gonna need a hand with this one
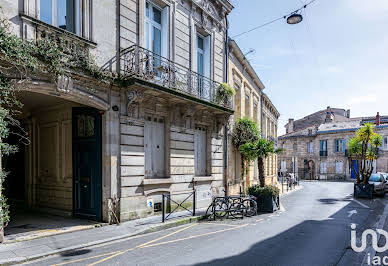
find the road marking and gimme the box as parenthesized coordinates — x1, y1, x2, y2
(52, 223, 248, 266)
(352, 199, 370, 209)
(348, 209, 357, 217)
(88, 224, 197, 266)
(137, 223, 198, 248)
(256, 219, 264, 222)
(201, 222, 241, 227)
(51, 251, 119, 266)
(136, 224, 249, 249)
(87, 250, 130, 266)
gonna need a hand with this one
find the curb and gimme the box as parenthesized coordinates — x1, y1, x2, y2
(4, 223, 107, 244)
(361, 199, 388, 266)
(280, 185, 303, 198)
(0, 215, 205, 265)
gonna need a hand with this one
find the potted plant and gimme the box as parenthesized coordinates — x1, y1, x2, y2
(348, 123, 382, 199)
(248, 185, 280, 213)
(215, 83, 235, 106)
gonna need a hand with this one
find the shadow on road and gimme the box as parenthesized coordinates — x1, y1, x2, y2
(194, 196, 384, 266)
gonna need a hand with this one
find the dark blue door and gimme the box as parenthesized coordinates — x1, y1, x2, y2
(72, 107, 102, 221)
(351, 160, 359, 179)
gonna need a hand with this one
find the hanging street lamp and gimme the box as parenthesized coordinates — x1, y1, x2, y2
(286, 13, 303, 25)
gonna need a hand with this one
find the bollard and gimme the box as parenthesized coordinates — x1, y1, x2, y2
(162, 194, 165, 223)
(193, 190, 196, 216)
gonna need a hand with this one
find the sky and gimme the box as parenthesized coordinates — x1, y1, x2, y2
(228, 0, 388, 135)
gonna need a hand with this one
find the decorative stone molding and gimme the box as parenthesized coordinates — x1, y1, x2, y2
(57, 75, 73, 93)
(127, 90, 144, 118)
(194, 0, 218, 19)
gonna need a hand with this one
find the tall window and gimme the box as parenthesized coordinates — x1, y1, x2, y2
(335, 139, 345, 152)
(382, 136, 388, 150)
(145, 2, 162, 55)
(253, 102, 258, 123)
(197, 35, 204, 76)
(307, 141, 314, 153)
(320, 139, 328, 156)
(293, 142, 297, 151)
(39, 0, 84, 35)
(320, 140, 327, 151)
(245, 94, 250, 116)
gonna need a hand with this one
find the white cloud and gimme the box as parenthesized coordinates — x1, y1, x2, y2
(348, 94, 378, 105)
(326, 65, 343, 73)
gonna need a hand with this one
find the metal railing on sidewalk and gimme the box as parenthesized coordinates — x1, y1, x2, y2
(162, 190, 196, 223)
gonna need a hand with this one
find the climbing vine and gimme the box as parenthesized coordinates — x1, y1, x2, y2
(0, 9, 115, 226)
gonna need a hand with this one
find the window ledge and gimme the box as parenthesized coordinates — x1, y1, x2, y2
(19, 13, 97, 47)
(143, 178, 173, 185)
(193, 176, 214, 182)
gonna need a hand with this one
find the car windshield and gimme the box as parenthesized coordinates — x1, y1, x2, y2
(369, 174, 382, 182)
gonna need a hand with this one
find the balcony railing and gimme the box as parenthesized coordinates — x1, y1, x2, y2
(320, 151, 328, 157)
(119, 45, 233, 110)
(20, 13, 96, 56)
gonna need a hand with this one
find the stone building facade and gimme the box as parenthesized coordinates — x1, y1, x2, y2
(227, 40, 279, 195)
(278, 107, 388, 180)
(1, 0, 233, 225)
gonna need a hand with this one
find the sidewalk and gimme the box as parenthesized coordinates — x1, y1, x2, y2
(0, 209, 206, 265)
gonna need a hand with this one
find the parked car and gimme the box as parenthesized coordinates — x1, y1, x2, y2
(368, 173, 386, 196)
(380, 173, 388, 193)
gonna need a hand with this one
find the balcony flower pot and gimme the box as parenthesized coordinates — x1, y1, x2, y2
(354, 183, 374, 199)
(248, 185, 280, 213)
(215, 83, 235, 106)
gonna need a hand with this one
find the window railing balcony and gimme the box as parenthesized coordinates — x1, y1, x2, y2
(20, 13, 96, 56)
(320, 151, 328, 157)
(119, 45, 233, 110)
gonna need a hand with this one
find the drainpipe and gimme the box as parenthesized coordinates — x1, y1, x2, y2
(223, 15, 230, 196)
(260, 93, 263, 137)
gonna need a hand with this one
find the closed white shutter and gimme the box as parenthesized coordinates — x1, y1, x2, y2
(154, 117, 165, 177)
(373, 160, 377, 173)
(320, 162, 327, 174)
(195, 126, 207, 176)
(145, 115, 165, 178)
(145, 116, 153, 177)
(335, 161, 343, 174)
(281, 160, 287, 172)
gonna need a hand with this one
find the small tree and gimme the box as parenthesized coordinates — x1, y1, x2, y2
(240, 138, 283, 187)
(348, 123, 382, 184)
(231, 118, 259, 187)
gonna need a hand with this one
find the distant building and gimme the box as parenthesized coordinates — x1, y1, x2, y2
(227, 40, 279, 194)
(278, 107, 388, 180)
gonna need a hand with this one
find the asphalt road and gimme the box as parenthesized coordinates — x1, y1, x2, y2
(25, 181, 385, 266)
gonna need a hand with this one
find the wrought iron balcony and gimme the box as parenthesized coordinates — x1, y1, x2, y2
(320, 151, 328, 157)
(119, 45, 233, 110)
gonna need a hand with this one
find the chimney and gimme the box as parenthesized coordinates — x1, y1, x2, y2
(286, 118, 294, 133)
(325, 106, 334, 123)
(376, 112, 381, 125)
